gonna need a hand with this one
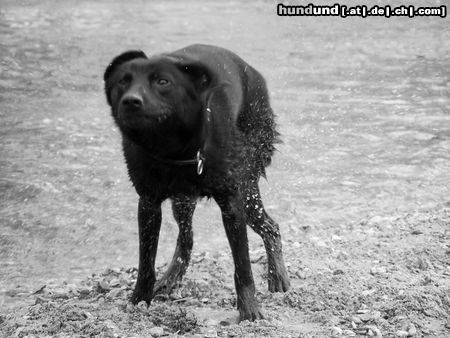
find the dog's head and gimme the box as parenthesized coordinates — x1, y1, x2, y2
(104, 50, 211, 148)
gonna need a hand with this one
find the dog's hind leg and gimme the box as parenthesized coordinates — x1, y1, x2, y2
(153, 195, 196, 295)
(215, 192, 264, 322)
(242, 180, 290, 293)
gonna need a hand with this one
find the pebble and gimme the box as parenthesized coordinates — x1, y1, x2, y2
(361, 289, 376, 297)
(97, 280, 110, 292)
(35, 296, 51, 304)
(367, 215, 384, 225)
(316, 240, 328, 248)
(415, 257, 429, 270)
(407, 324, 417, 336)
(100, 331, 118, 337)
(148, 326, 164, 337)
(52, 290, 69, 299)
(351, 316, 362, 324)
(370, 266, 387, 275)
(104, 319, 117, 330)
(396, 330, 408, 337)
(82, 311, 94, 320)
(342, 329, 356, 336)
(33, 285, 47, 294)
(205, 318, 219, 326)
(125, 303, 135, 312)
(331, 326, 343, 336)
(292, 241, 301, 248)
(295, 270, 308, 279)
(106, 288, 122, 299)
(371, 311, 381, 320)
(185, 299, 202, 306)
(204, 329, 218, 337)
(359, 311, 380, 322)
(341, 181, 359, 187)
(365, 325, 382, 337)
(137, 301, 148, 312)
(169, 289, 183, 300)
(101, 319, 119, 337)
(331, 235, 343, 241)
(336, 251, 349, 260)
(14, 327, 25, 336)
(78, 287, 91, 297)
(109, 278, 121, 287)
(357, 308, 369, 314)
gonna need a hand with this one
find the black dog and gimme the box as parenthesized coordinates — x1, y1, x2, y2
(104, 44, 290, 321)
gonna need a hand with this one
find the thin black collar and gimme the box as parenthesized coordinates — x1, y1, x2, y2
(147, 107, 211, 175)
(148, 149, 205, 175)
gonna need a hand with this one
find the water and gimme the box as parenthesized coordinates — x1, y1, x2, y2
(1, 0, 449, 309)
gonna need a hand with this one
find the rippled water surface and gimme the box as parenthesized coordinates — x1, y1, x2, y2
(1, 0, 449, 308)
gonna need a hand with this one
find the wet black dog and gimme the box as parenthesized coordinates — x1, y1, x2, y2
(104, 44, 290, 321)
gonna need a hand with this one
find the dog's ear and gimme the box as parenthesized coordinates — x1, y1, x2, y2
(104, 50, 147, 82)
(104, 51, 147, 105)
(176, 61, 211, 92)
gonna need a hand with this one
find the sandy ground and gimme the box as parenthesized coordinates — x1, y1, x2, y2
(1, 0, 449, 337)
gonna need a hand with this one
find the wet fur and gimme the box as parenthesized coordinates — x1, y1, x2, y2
(104, 44, 290, 321)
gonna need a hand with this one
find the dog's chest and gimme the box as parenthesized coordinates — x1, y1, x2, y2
(134, 165, 215, 198)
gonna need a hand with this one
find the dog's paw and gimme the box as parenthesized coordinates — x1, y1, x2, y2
(130, 289, 153, 305)
(268, 268, 290, 293)
(153, 279, 172, 295)
(238, 302, 264, 322)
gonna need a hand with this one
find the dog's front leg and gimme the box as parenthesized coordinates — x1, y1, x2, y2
(131, 196, 162, 304)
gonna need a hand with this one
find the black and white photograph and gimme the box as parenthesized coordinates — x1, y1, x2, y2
(0, 0, 449, 336)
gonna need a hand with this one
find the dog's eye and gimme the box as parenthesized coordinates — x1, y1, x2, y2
(156, 78, 170, 86)
(118, 74, 132, 86)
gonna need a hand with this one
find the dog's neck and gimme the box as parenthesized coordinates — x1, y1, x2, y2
(143, 106, 211, 175)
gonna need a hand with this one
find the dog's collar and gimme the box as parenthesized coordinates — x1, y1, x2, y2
(149, 149, 205, 175)
(148, 107, 211, 175)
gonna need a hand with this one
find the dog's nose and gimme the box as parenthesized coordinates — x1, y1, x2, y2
(121, 94, 143, 109)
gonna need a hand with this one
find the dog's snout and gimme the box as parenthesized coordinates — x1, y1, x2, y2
(122, 93, 143, 109)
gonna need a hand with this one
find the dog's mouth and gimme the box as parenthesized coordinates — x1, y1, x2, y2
(118, 108, 171, 126)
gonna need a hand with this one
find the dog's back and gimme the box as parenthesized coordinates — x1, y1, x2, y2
(169, 44, 279, 177)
